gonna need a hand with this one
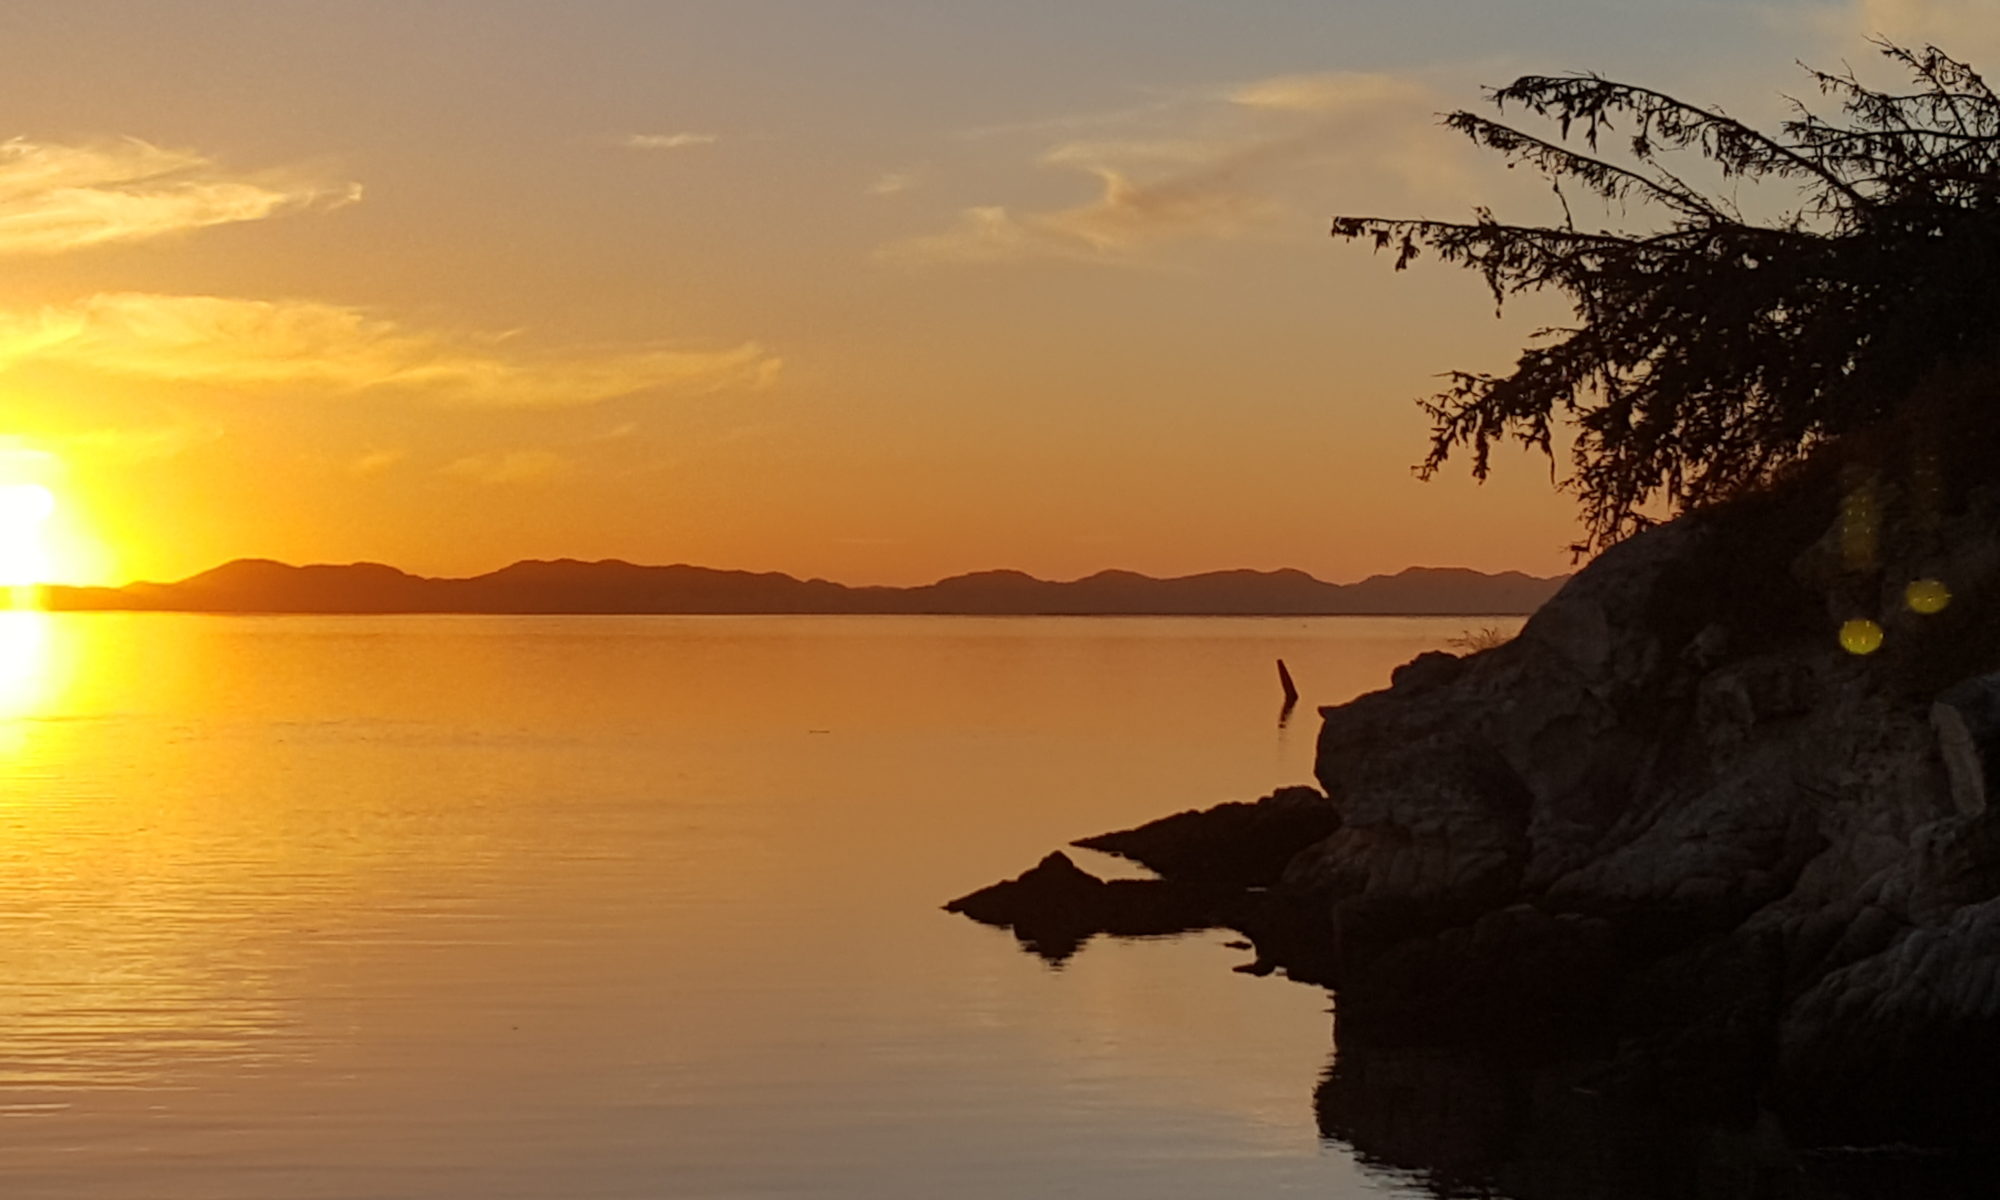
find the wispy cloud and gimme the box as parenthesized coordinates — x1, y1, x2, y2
(0, 293, 782, 406)
(883, 173, 1275, 267)
(881, 70, 1468, 267)
(615, 132, 720, 151)
(0, 438, 60, 472)
(0, 137, 357, 256)
(6, 419, 225, 466)
(64, 422, 225, 463)
(441, 449, 571, 485)
(868, 170, 920, 197)
(1226, 72, 1430, 115)
(348, 447, 406, 476)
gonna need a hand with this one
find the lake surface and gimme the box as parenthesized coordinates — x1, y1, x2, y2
(0, 612, 1514, 1199)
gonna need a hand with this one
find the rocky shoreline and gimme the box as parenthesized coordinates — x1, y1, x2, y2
(947, 467, 2000, 1188)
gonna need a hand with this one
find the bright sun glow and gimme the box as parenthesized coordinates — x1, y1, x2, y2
(0, 483, 57, 594)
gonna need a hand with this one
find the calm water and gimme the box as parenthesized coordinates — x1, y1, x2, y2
(0, 612, 1511, 1199)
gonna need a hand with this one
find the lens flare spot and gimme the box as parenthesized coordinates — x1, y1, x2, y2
(1839, 618, 1884, 656)
(1904, 578, 1951, 615)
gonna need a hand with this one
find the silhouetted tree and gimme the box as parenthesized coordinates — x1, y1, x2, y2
(1334, 41, 2000, 551)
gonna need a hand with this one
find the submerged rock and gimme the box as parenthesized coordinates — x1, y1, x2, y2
(942, 851, 1223, 963)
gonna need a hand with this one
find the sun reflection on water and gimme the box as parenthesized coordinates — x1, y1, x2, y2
(0, 608, 52, 727)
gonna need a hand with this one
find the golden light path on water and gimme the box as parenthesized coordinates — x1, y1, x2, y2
(0, 611, 53, 736)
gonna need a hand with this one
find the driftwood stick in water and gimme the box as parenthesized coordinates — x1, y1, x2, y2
(1277, 659, 1299, 706)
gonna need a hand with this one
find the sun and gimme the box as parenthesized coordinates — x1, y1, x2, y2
(0, 483, 57, 591)
(0, 483, 56, 525)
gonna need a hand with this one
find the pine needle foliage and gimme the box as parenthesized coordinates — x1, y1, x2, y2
(1333, 41, 2000, 552)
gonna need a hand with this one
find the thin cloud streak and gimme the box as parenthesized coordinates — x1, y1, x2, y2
(617, 132, 721, 151)
(0, 137, 357, 255)
(68, 423, 224, 463)
(868, 170, 920, 197)
(21, 421, 226, 465)
(349, 448, 407, 476)
(882, 175, 1274, 266)
(0, 293, 782, 407)
(441, 449, 571, 484)
(1226, 72, 1430, 114)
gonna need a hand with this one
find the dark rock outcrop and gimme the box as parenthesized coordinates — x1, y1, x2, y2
(1071, 784, 1338, 889)
(1268, 470, 2000, 1147)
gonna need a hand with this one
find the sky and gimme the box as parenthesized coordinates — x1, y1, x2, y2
(0, 0, 1990, 587)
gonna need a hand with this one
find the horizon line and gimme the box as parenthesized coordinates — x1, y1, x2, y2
(54, 555, 1572, 593)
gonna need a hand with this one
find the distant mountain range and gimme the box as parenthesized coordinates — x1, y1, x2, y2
(43, 559, 1569, 616)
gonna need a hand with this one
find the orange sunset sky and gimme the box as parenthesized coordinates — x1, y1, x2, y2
(0, 0, 1987, 587)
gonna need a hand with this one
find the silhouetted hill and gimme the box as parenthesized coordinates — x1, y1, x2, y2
(45, 559, 1567, 616)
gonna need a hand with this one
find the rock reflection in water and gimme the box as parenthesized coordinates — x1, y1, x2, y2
(1315, 1040, 1999, 1200)
(951, 864, 2000, 1199)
